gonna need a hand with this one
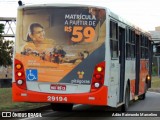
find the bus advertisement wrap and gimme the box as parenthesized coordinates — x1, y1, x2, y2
(15, 7, 106, 84)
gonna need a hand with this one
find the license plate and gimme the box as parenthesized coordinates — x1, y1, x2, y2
(50, 84, 66, 91)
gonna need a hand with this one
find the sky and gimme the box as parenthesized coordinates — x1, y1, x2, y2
(0, 0, 160, 31)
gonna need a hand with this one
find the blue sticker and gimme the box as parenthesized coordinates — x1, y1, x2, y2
(26, 69, 38, 81)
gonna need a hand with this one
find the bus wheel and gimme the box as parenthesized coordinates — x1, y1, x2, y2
(50, 103, 73, 111)
(139, 83, 147, 100)
(121, 85, 130, 112)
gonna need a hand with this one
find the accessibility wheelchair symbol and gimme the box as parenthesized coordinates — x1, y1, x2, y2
(26, 69, 38, 81)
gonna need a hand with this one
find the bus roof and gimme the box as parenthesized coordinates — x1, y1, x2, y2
(18, 3, 106, 9)
(107, 10, 151, 37)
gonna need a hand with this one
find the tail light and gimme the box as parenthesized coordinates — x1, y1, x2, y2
(147, 75, 150, 80)
(14, 59, 27, 89)
(146, 75, 151, 84)
(91, 61, 105, 92)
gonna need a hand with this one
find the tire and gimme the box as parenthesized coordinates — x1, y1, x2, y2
(139, 83, 147, 100)
(139, 93, 146, 100)
(51, 103, 73, 111)
(121, 85, 130, 112)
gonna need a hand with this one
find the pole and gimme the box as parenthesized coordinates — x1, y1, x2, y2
(158, 57, 160, 78)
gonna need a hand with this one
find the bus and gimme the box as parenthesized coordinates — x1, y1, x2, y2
(12, 3, 152, 112)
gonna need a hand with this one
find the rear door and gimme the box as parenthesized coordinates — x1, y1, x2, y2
(118, 26, 126, 103)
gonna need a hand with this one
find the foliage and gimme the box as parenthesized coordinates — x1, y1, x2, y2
(152, 65, 158, 76)
(0, 88, 49, 111)
(0, 24, 14, 66)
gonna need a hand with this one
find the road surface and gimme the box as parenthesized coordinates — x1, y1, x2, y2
(3, 92, 160, 120)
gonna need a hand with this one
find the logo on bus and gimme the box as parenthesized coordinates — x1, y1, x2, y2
(26, 69, 38, 81)
(77, 71, 84, 79)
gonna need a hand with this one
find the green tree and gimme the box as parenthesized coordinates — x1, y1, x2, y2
(0, 24, 14, 66)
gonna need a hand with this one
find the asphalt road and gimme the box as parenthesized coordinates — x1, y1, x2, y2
(3, 92, 160, 120)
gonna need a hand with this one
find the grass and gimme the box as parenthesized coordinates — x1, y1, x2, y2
(0, 76, 159, 111)
(0, 88, 49, 111)
(148, 76, 160, 92)
(151, 76, 160, 88)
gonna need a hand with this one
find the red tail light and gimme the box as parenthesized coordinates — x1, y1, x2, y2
(95, 74, 102, 79)
(14, 59, 27, 89)
(91, 61, 105, 92)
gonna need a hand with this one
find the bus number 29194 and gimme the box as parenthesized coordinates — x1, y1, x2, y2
(47, 96, 68, 102)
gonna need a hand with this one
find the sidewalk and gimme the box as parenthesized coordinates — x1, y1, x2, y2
(148, 88, 160, 93)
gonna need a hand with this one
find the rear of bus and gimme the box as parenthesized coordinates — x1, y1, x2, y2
(12, 4, 107, 111)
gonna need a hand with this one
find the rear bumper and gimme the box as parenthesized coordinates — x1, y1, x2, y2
(12, 83, 108, 106)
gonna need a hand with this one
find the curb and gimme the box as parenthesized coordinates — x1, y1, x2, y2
(148, 89, 160, 93)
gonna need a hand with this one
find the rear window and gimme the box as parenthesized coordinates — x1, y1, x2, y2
(15, 6, 106, 84)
